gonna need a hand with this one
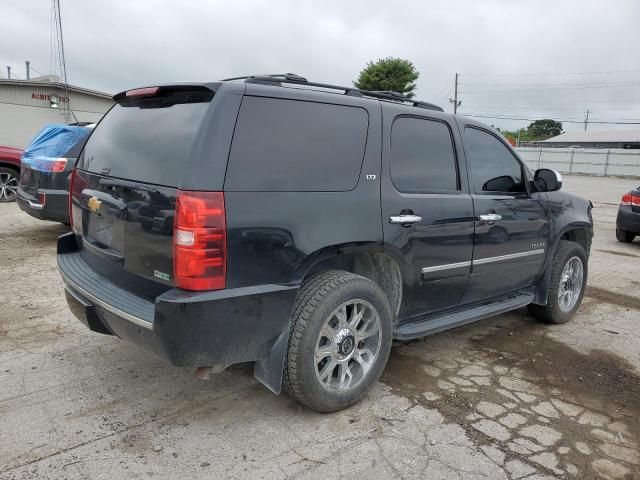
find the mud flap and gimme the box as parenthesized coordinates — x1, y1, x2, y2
(253, 328, 290, 394)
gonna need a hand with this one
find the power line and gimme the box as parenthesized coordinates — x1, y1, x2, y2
(51, 0, 78, 123)
(460, 113, 640, 125)
(462, 69, 640, 77)
(460, 80, 640, 87)
(460, 82, 640, 94)
(462, 111, 640, 121)
(28, 64, 46, 77)
(461, 104, 640, 110)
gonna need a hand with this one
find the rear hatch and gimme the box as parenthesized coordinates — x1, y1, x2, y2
(20, 125, 90, 198)
(71, 86, 215, 293)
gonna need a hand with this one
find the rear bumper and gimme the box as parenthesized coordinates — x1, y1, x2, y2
(17, 188, 69, 223)
(57, 232, 298, 367)
(616, 206, 640, 233)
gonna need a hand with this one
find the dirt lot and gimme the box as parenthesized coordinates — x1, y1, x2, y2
(1, 175, 639, 480)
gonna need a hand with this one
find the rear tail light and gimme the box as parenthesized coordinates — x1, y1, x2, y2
(173, 191, 226, 291)
(49, 158, 67, 173)
(69, 169, 86, 232)
(620, 193, 640, 206)
(28, 157, 67, 172)
(68, 168, 76, 228)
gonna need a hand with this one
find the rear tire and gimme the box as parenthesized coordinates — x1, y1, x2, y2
(0, 167, 19, 202)
(284, 271, 393, 413)
(616, 228, 635, 243)
(528, 240, 587, 324)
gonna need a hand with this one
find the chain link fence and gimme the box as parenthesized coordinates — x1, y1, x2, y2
(516, 147, 640, 178)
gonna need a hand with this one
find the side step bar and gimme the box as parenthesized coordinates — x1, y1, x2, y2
(393, 292, 534, 341)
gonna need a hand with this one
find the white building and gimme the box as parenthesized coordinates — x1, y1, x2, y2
(0, 75, 113, 148)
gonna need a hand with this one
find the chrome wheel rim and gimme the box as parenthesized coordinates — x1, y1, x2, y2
(558, 256, 583, 313)
(0, 172, 18, 201)
(314, 299, 382, 392)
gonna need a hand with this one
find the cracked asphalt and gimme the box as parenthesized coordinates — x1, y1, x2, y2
(1, 175, 639, 480)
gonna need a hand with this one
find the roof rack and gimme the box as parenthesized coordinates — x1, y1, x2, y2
(220, 73, 444, 112)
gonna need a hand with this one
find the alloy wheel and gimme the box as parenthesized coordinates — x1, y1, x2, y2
(0, 172, 18, 201)
(314, 299, 382, 392)
(557, 256, 584, 313)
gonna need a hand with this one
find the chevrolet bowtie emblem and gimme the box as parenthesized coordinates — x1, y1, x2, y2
(88, 196, 102, 213)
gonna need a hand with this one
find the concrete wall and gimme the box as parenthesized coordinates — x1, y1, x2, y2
(0, 83, 113, 148)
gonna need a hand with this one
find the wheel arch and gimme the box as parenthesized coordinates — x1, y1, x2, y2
(254, 243, 404, 394)
(0, 161, 20, 173)
(533, 224, 592, 305)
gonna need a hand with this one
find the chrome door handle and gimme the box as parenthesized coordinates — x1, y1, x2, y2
(479, 213, 502, 222)
(389, 214, 422, 224)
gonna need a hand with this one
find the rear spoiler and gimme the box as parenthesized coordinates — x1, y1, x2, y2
(113, 84, 215, 102)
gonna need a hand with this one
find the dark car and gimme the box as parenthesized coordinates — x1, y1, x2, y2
(616, 187, 640, 243)
(17, 125, 93, 223)
(57, 75, 593, 412)
(0, 144, 23, 202)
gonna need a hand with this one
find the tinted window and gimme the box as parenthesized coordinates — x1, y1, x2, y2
(464, 127, 524, 193)
(80, 92, 212, 187)
(390, 117, 458, 192)
(225, 97, 368, 191)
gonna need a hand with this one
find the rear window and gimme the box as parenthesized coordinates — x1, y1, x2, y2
(225, 96, 368, 191)
(79, 91, 212, 187)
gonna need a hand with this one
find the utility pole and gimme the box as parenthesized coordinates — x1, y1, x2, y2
(584, 109, 590, 131)
(449, 73, 461, 114)
(25, 60, 30, 80)
(6, 66, 10, 79)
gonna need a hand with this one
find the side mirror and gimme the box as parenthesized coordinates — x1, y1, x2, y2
(483, 175, 518, 192)
(534, 169, 562, 192)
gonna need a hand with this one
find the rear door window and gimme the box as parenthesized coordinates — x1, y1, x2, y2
(79, 91, 213, 187)
(390, 116, 459, 192)
(225, 96, 368, 191)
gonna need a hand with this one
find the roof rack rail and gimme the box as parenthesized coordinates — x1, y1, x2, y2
(221, 74, 444, 112)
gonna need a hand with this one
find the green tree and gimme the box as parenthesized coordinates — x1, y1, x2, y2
(354, 57, 419, 98)
(527, 119, 563, 140)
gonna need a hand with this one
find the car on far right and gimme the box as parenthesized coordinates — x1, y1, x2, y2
(616, 186, 640, 243)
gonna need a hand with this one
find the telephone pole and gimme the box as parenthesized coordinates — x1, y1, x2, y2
(449, 73, 461, 114)
(584, 109, 590, 131)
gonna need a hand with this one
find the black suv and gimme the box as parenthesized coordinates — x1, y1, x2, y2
(57, 74, 593, 412)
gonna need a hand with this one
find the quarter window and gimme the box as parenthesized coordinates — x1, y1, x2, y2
(226, 97, 368, 192)
(464, 127, 525, 193)
(390, 117, 458, 192)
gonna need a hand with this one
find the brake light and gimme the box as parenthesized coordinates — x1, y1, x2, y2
(126, 87, 159, 97)
(173, 191, 226, 291)
(621, 193, 640, 206)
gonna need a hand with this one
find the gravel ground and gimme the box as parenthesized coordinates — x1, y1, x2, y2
(1, 175, 639, 480)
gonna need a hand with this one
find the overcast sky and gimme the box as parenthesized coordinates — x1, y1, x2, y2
(2, 0, 640, 131)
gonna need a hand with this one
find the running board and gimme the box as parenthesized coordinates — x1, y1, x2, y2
(393, 292, 534, 341)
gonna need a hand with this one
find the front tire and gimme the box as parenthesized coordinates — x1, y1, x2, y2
(528, 240, 588, 324)
(284, 271, 393, 413)
(616, 228, 635, 243)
